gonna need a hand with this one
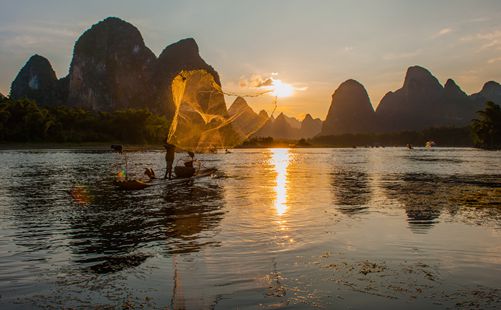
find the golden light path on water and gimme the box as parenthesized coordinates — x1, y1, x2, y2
(270, 148, 290, 216)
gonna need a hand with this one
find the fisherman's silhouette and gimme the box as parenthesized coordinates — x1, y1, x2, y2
(164, 141, 176, 179)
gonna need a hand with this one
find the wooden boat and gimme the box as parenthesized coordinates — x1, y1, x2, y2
(115, 167, 218, 190)
(114, 179, 152, 190)
(174, 166, 196, 178)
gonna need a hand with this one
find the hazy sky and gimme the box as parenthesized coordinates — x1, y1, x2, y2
(1, 0, 500, 119)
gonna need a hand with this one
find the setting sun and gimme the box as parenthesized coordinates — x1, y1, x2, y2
(270, 79, 294, 98)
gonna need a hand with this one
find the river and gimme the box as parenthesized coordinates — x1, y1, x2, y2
(0, 147, 500, 309)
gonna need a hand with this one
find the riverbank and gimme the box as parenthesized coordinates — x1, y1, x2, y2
(0, 142, 164, 151)
(0, 142, 491, 151)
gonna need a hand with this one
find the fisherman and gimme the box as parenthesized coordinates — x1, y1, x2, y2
(184, 151, 195, 168)
(164, 141, 176, 179)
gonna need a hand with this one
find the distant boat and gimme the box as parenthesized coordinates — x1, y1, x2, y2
(110, 144, 123, 153)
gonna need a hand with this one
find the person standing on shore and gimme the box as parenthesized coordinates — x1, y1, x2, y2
(164, 141, 176, 179)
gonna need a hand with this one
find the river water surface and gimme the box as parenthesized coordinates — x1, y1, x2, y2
(0, 147, 500, 309)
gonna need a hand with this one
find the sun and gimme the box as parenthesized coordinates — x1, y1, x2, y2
(270, 79, 294, 98)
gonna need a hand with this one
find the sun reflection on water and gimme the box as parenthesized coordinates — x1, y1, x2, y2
(271, 148, 290, 216)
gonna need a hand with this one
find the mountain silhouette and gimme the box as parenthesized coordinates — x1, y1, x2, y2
(321, 66, 497, 135)
(322, 79, 375, 135)
(9, 26, 499, 138)
(300, 114, 322, 138)
(10, 54, 67, 105)
(471, 81, 501, 105)
(10, 17, 226, 121)
(228, 96, 268, 138)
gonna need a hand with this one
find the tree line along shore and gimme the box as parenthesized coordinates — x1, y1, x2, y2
(0, 97, 499, 150)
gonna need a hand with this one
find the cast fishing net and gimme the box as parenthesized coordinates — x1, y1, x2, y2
(167, 70, 272, 152)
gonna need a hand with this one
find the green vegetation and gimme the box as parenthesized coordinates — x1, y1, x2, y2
(296, 138, 311, 147)
(471, 101, 501, 150)
(2, 96, 498, 149)
(0, 97, 170, 144)
(239, 137, 276, 148)
(239, 136, 303, 148)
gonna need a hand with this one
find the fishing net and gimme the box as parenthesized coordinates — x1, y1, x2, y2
(166, 70, 271, 152)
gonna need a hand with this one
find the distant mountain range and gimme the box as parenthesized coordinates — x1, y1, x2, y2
(321, 66, 501, 135)
(9, 17, 223, 117)
(228, 97, 322, 139)
(7, 16, 320, 141)
(7, 17, 500, 139)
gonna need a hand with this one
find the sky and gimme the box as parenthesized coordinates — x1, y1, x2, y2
(1, 0, 500, 119)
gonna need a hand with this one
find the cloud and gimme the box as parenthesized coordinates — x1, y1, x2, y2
(238, 74, 272, 88)
(477, 30, 501, 50)
(237, 73, 308, 93)
(383, 49, 422, 60)
(257, 78, 273, 87)
(460, 29, 501, 51)
(432, 27, 452, 39)
(294, 86, 308, 91)
(236, 74, 274, 96)
(238, 79, 248, 88)
(467, 16, 490, 23)
(487, 56, 501, 64)
(0, 21, 80, 50)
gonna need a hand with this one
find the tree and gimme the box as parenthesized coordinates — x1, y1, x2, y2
(471, 101, 501, 149)
(0, 98, 171, 143)
(0, 99, 54, 141)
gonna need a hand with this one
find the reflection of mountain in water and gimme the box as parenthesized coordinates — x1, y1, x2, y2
(331, 169, 371, 214)
(383, 173, 501, 233)
(68, 180, 224, 273)
(384, 174, 446, 233)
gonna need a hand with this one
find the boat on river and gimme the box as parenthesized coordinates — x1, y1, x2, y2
(114, 167, 218, 190)
(174, 166, 196, 178)
(114, 179, 152, 190)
